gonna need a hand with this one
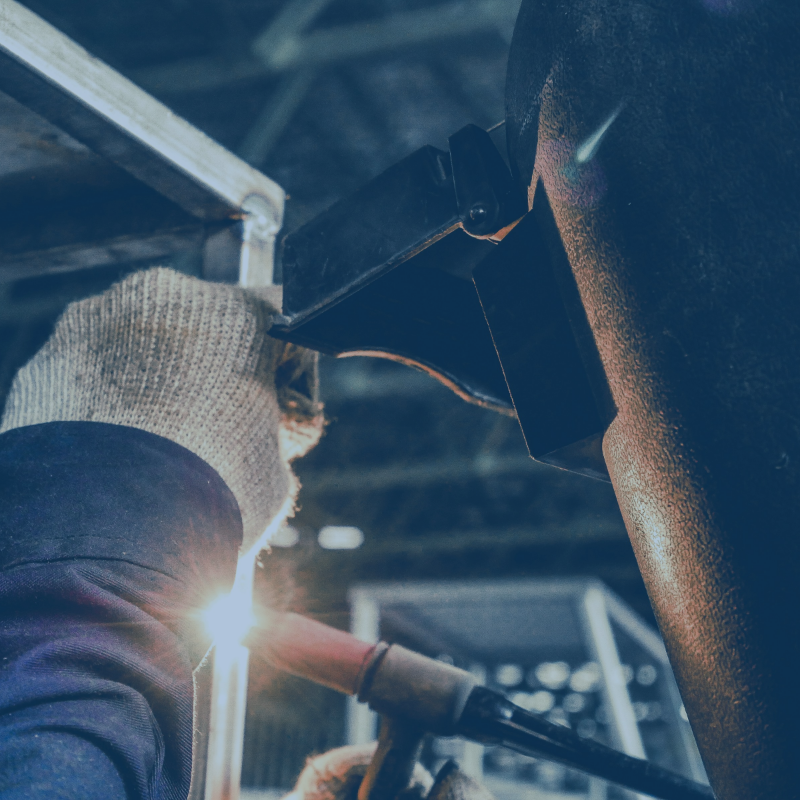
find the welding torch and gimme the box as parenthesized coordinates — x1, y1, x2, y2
(250, 612, 714, 800)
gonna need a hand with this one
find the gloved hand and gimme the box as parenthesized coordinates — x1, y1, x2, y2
(288, 745, 495, 800)
(0, 266, 323, 551)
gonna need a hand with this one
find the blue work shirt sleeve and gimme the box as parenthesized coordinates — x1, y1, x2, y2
(0, 422, 243, 800)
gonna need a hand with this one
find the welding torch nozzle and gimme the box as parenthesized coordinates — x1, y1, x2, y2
(253, 611, 476, 735)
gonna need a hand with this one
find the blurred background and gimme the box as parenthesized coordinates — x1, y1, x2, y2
(0, 0, 685, 796)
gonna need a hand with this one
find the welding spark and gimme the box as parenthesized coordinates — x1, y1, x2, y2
(202, 592, 255, 647)
(202, 493, 296, 646)
(574, 103, 625, 165)
(201, 494, 296, 800)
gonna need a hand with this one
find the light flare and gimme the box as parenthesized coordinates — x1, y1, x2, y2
(202, 494, 295, 800)
(575, 102, 625, 165)
(202, 494, 296, 644)
(202, 593, 256, 648)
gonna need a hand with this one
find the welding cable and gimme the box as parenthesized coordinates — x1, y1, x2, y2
(457, 687, 714, 800)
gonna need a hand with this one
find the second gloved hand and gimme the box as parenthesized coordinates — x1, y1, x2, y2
(288, 745, 495, 800)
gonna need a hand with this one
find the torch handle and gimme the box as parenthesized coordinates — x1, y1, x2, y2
(250, 613, 713, 800)
(358, 716, 426, 800)
(252, 613, 476, 734)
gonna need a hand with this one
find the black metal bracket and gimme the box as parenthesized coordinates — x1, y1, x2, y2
(449, 125, 527, 238)
(272, 125, 524, 413)
(473, 186, 616, 480)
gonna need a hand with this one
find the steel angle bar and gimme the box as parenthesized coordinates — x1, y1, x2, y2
(133, 0, 520, 94)
(254, 0, 520, 71)
(0, 0, 283, 226)
(0, 228, 206, 285)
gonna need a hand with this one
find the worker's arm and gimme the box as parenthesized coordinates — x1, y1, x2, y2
(0, 422, 241, 799)
(0, 268, 322, 799)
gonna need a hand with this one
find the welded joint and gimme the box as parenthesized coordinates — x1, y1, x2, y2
(239, 194, 283, 288)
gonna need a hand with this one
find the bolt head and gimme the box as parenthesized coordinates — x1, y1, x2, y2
(469, 204, 489, 222)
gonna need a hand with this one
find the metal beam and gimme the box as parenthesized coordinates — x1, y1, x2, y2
(238, 69, 317, 167)
(131, 0, 519, 95)
(355, 521, 627, 555)
(0, 0, 284, 222)
(321, 363, 444, 400)
(237, 0, 334, 167)
(298, 453, 547, 492)
(131, 56, 268, 95)
(254, 0, 519, 72)
(252, 0, 336, 60)
(0, 160, 209, 284)
(0, 227, 204, 286)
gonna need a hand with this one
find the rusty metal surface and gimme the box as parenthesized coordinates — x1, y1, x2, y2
(505, 0, 800, 797)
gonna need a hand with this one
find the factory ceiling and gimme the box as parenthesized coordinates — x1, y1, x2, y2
(0, 0, 650, 622)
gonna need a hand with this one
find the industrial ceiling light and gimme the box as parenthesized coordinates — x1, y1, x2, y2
(318, 525, 364, 549)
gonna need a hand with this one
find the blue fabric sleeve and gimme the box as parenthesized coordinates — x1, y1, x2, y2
(0, 422, 243, 800)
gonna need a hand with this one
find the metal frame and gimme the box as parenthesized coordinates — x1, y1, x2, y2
(347, 578, 706, 794)
(1, 7, 289, 799)
(0, 0, 284, 283)
(132, 0, 520, 96)
(600, 593, 707, 785)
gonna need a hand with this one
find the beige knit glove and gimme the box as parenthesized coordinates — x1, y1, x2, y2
(288, 745, 495, 800)
(0, 267, 323, 551)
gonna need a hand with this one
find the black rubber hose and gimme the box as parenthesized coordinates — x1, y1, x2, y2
(457, 687, 714, 800)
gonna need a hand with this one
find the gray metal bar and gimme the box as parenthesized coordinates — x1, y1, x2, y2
(347, 593, 380, 745)
(346, 523, 627, 556)
(0, 0, 283, 225)
(253, 0, 519, 71)
(348, 577, 598, 608)
(602, 587, 710, 786)
(238, 0, 335, 169)
(0, 227, 206, 285)
(132, 56, 268, 95)
(581, 585, 647, 800)
(602, 588, 669, 664)
(133, 0, 519, 94)
(252, 0, 337, 61)
(302, 454, 546, 492)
